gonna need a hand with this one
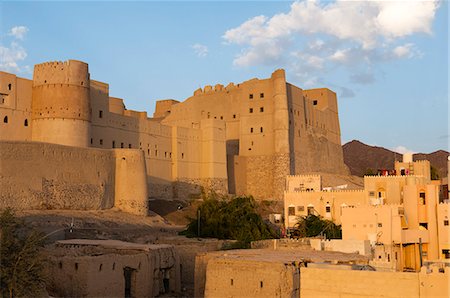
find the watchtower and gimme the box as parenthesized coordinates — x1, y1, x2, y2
(31, 60, 91, 147)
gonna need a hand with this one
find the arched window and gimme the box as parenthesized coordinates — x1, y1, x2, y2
(3, 116, 8, 123)
(24, 119, 28, 126)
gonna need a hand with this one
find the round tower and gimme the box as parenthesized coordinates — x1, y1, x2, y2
(31, 60, 91, 147)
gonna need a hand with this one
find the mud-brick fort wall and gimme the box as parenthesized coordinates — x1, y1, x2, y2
(159, 69, 348, 200)
(0, 71, 32, 141)
(0, 141, 148, 215)
(31, 60, 91, 147)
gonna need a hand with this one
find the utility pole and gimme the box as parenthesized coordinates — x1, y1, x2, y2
(197, 209, 201, 237)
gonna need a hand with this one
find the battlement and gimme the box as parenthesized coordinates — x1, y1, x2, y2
(33, 59, 89, 87)
(285, 189, 364, 194)
(287, 174, 321, 179)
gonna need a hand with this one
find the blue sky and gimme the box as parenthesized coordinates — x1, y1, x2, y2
(1, 1, 448, 154)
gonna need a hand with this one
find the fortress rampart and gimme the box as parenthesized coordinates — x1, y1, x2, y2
(0, 141, 147, 215)
(0, 59, 349, 205)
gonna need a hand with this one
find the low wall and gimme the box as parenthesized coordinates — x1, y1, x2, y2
(309, 239, 371, 256)
(301, 266, 449, 298)
(204, 258, 299, 298)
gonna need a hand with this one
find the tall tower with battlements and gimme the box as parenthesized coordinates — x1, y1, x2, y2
(31, 60, 91, 147)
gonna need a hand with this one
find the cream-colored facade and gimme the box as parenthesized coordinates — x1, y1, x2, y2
(284, 158, 450, 271)
(0, 59, 348, 201)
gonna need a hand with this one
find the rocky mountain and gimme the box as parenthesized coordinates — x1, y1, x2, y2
(343, 140, 449, 178)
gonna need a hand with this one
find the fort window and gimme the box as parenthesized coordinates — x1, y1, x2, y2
(99, 264, 103, 271)
(249, 94, 253, 99)
(182, 153, 184, 159)
(58, 262, 63, 269)
(260, 127, 263, 133)
(121, 142, 124, 148)
(297, 206, 304, 211)
(3, 116, 8, 123)
(100, 139, 103, 145)
(444, 220, 449, 226)
(419, 192, 426, 205)
(112, 141, 115, 148)
(260, 281, 263, 288)
(231, 279, 234, 286)
(165, 152, 167, 158)
(8, 83, 11, 90)
(207, 112, 210, 119)
(155, 150, 158, 156)
(325, 206, 331, 213)
(128, 144, 131, 148)
(260, 93, 264, 98)
(148, 149, 150, 155)
(307, 206, 314, 215)
(369, 191, 375, 197)
(90, 138, 93, 145)
(420, 223, 428, 230)
(24, 119, 28, 126)
(250, 127, 253, 133)
(75, 263, 79, 271)
(99, 110, 103, 118)
(233, 114, 236, 119)
(169, 152, 172, 158)
(220, 116, 223, 120)
(378, 223, 383, 227)
(288, 206, 295, 216)
(260, 107, 264, 112)
(313, 100, 318, 105)
(113, 263, 116, 270)
(249, 108, 253, 113)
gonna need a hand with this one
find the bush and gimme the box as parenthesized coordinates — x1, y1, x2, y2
(180, 195, 276, 247)
(293, 214, 342, 239)
(0, 208, 47, 297)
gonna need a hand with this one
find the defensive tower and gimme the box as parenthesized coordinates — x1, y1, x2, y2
(31, 60, 91, 147)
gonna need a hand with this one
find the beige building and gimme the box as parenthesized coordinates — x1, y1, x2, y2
(284, 158, 450, 271)
(46, 239, 181, 297)
(195, 247, 449, 298)
(0, 59, 348, 204)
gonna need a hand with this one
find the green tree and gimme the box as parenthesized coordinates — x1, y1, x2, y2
(0, 208, 46, 298)
(293, 214, 342, 239)
(180, 195, 276, 247)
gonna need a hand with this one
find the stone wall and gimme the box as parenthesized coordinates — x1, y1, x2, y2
(0, 141, 115, 210)
(301, 266, 449, 298)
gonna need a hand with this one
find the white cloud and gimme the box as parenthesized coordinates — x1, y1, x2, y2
(0, 42, 28, 73)
(223, 0, 439, 86)
(1, 26, 30, 73)
(8, 26, 29, 40)
(392, 43, 415, 58)
(191, 43, 209, 57)
(393, 145, 415, 154)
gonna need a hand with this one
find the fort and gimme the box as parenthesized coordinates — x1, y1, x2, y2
(0, 59, 348, 212)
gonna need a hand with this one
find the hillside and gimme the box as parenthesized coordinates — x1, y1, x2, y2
(343, 140, 449, 178)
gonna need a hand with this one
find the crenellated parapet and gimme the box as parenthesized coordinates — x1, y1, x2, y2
(33, 60, 89, 87)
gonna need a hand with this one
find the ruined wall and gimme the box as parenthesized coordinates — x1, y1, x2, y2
(0, 141, 115, 210)
(47, 244, 181, 297)
(300, 266, 449, 298)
